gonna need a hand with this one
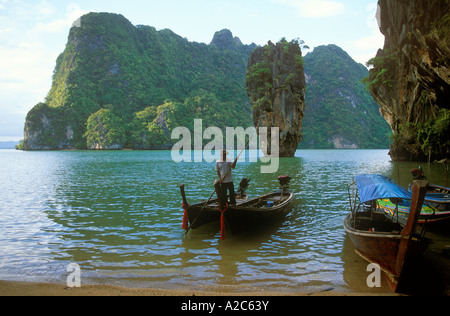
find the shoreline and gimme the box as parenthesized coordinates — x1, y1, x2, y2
(0, 280, 394, 296)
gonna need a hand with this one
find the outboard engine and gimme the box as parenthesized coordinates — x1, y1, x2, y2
(278, 175, 291, 196)
(411, 167, 426, 180)
(237, 178, 251, 199)
(278, 175, 291, 189)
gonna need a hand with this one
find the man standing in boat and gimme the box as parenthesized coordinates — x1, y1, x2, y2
(216, 149, 237, 205)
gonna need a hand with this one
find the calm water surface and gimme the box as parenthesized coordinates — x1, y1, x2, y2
(0, 149, 448, 294)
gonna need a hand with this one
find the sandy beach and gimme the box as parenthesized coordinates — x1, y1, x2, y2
(0, 280, 391, 296)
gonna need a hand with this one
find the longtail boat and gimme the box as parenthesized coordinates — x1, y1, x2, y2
(378, 194, 450, 225)
(180, 176, 294, 239)
(405, 168, 450, 223)
(344, 174, 431, 293)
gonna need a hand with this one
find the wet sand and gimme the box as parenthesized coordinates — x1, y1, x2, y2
(0, 280, 394, 296)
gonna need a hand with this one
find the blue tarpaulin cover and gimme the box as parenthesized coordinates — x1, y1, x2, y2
(355, 174, 412, 203)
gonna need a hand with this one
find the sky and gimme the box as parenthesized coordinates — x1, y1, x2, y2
(0, 0, 384, 141)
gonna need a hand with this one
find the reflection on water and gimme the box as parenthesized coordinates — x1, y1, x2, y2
(0, 149, 448, 294)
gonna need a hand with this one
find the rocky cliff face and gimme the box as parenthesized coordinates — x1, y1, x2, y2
(246, 39, 306, 157)
(368, 0, 450, 161)
(211, 29, 256, 54)
(23, 103, 72, 150)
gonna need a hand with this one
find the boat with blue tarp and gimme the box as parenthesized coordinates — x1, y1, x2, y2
(344, 174, 431, 293)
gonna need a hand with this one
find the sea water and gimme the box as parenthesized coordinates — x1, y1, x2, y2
(0, 149, 448, 294)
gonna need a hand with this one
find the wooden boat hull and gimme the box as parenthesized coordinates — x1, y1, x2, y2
(344, 214, 430, 292)
(345, 176, 432, 293)
(187, 192, 294, 234)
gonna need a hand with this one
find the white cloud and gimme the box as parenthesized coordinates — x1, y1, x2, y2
(350, 3, 384, 65)
(351, 33, 384, 52)
(273, 0, 345, 18)
(36, 0, 55, 17)
(0, 1, 87, 137)
(0, 2, 84, 95)
(36, 3, 87, 33)
(0, 1, 87, 81)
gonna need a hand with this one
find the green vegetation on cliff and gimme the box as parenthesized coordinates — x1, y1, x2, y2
(23, 12, 392, 151)
(246, 38, 305, 107)
(301, 45, 391, 149)
(392, 109, 450, 161)
(128, 92, 250, 149)
(85, 108, 127, 149)
(24, 13, 254, 150)
(246, 38, 306, 157)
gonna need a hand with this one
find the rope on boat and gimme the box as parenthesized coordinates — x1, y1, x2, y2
(182, 202, 190, 230)
(218, 203, 229, 240)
